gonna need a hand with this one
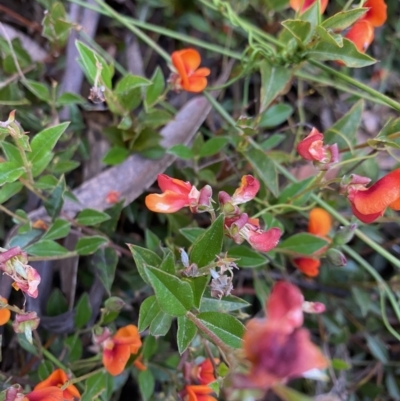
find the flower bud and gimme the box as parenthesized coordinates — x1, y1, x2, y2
(333, 224, 357, 246)
(326, 248, 347, 266)
(104, 297, 125, 312)
(12, 311, 40, 344)
(302, 301, 326, 314)
(93, 326, 112, 345)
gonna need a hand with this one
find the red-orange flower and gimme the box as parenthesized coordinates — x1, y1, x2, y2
(289, 0, 328, 13)
(297, 128, 339, 170)
(362, 0, 387, 27)
(34, 369, 80, 400)
(145, 174, 212, 214)
(170, 49, 210, 93)
(5, 385, 64, 401)
(343, 169, 400, 223)
(239, 281, 328, 389)
(102, 325, 142, 376)
(0, 296, 10, 325)
(345, 20, 374, 53)
(293, 208, 332, 277)
(183, 385, 217, 401)
(191, 359, 216, 385)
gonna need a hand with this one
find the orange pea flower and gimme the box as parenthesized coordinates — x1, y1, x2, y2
(297, 128, 339, 170)
(343, 169, 400, 223)
(191, 359, 216, 385)
(289, 0, 328, 13)
(238, 281, 328, 389)
(145, 174, 212, 214)
(170, 49, 210, 93)
(102, 325, 142, 376)
(5, 385, 63, 401)
(0, 296, 10, 325)
(293, 208, 332, 277)
(345, 20, 374, 53)
(34, 369, 80, 400)
(183, 385, 217, 401)
(344, 0, 386, 53)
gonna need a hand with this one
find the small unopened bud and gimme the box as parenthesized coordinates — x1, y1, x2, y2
(333, 224, 357, 246)
(179, 248, 190, 268)
(93, 326, 111, 345)
(104, 297, 125, 312)
(326, 248, 347, 266)
(12, 311, 40, 344)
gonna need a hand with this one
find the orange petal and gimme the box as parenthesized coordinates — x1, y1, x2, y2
(363, 0, 387, 27)
(352, 168, 400, 215)
(345, 20, 374, 53)
(0, 297, 10, 325)
(388, 197, 400, 210)
(25, 387, 64, 401)
(293, 257, 321, 277)
(114, 324, 142, 354)
(157, 174, 192, 195)
(308, 208, 332, 237)
(145, 191, 190, 213)
(180, 76, 207, 93)
(34, 369, 68, 389)
(351, 203, 383, 223)
(103, 343, 131, 376)
(174, 49, 201, 73)
(193, 67, 211, 77)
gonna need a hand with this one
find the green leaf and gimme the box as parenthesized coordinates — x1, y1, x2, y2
(227, 245, 268, 268)
(259, 61, 292, 113)
(74, 293, 92, 329)
(145, 67, 165, 109)
(29, 122, 70, 177)
(91, 248, 118, 295)
(278, 233, 328, 256)
(179, 227, 206, 242)
(365, 334, 388, 364)
(64, 335, 83, 362)
(81, 371, 110, 401)
(243, 147, 279, 197)
(167, 144, 194, 160)
(17, 333, 38, 356)
(300, 0, 319, 29)
(115, 74, 152, 93)
(188, 275, 209, 309)
(200, 291, 250, 313)
(0, 182, 23, 204)
(258, 103, 293, 128)
(22, 79, 50, 102)
(177, 316, 197, 354)
(43, 175, 66, 219)
(278, 177, 313, 206)
(145, 229, 160, 252)
(102, 146, 129, 165)
(26, 240, 69, 256)
(149, 310, 173, 336)
(128, 244, 162, 284)
(307, 38, 376, 68)
(159, 251, 175, 274)
(325, 99, 364, 148)
(146, 266, 194, 316)
(196, 312, 245, 349)
(75, 236, 108, 256)
(316, 26, 344, 47)
(281, 20, 313, 44)
(368, 117, 400, 150)
(42, 218, 71, 241)
(75, 40, 113, 88)
(0, 162, 25, 185)
(322, 8, 368, 31)
(199, 137, 229, 157)
(190, 214, 224, 268)
(38, 361, 54, 380)
(138, 295, 161, 332)
(75, 209, 111, 226)
(46, 289, 68, 316)
(138, 369, 155, 401)
(56, 92, 86, 106)
(331, 358, 351, 370)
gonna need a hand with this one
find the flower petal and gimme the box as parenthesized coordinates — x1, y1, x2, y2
(103, 343, 131, 376)
(345, 20, 374, 53)
(145, 191, 189, 213)
(247, 227, 282, 252)
(232, 175, 260, 205)
(0, 297, 10, 325)
(157, 174, 192, 195)
(352, 168, 400, 215)
(114, 324, 142, 354)
(293, 257, 321, 277)
(183, 76, 209, 93)
(297, 128, 324, 161)
(289, 0, 328, 13)
(351, 203, 383, 223)
(25, 388, 64, 401)
(308, 208, 332, 237)
(363, 0, 387, 27)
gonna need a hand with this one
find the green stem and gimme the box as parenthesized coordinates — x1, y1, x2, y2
(61, 368, 104, 389)
(28, 252, 78, 262)
(92, 0, 170, 62)
(0, 204, 28, 223)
